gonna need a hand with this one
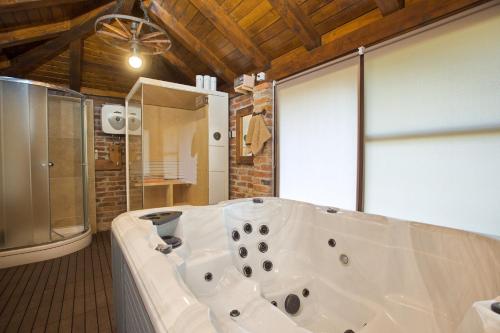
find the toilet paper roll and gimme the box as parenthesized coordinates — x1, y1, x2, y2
(203, 75, 210, 90)
(196, 75, 203, 88)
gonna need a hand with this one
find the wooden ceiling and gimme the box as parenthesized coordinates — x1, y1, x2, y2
(0, 0, 490, 97)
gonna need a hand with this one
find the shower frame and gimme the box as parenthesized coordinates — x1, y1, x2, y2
(0, 76, 91, 267)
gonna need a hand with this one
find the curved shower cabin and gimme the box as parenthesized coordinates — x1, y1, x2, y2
(0, 77, 92, 268)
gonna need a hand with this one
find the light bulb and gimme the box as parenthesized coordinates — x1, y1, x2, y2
(128, 54, 143, 69)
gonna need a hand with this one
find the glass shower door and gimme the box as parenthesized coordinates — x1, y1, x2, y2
(47, 92, 85, 240)
(0, 80, 51, 249)
(0, 79, 87, 250)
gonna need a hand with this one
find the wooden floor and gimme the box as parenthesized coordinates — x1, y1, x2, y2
(0, 232, 114, 333)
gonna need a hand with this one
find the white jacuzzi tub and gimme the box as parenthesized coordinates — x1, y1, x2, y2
(111, 198, 500, 333)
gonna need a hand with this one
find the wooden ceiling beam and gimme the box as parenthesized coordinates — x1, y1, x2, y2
(0, 21, 70, 49)
(374, 0, 404, 15)
(0, 1, 118, 77)
(188, 0, 269, 69)
(0, 0, 130, 49)
(80, 87, 127, 98)
(120, 0, 135, 14)
(161, 52, 196, 83)
(69, 38, 83, 91)
(149, 55, 181, 82)
(145, 0, 236, 83)
(267, 0, 321, 50)
(0, 55, 10, 70)
(0, 0, 86, 14)
(267, 0, 490, 81)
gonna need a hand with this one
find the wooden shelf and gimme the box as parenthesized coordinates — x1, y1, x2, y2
(137, 178, 190, 207)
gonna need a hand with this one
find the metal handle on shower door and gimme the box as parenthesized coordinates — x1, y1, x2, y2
(48, 162, 54, 167)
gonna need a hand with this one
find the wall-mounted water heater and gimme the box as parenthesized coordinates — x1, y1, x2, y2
(127, 104, 142, 136)
(102, 104, 125, 134)
(101, 104, 142, 135)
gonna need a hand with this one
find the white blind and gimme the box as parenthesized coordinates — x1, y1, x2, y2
(277, 57, 359, 209)
(364, 5, 500, 235)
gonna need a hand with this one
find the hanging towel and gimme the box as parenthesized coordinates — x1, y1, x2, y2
(245, 114, 271, 155)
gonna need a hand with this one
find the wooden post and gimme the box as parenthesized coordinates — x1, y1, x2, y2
(69, 38, 83, 92)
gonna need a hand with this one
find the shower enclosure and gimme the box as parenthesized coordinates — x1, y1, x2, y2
(0, 77, 91, 264)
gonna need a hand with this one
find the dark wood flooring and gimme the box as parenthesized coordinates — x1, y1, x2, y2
(0, 231, 114, 333)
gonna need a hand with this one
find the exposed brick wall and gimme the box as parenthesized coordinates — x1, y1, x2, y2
(229, 82, 274, 199)
(89, 83, 274, 224)
(91, 96, 127, 231)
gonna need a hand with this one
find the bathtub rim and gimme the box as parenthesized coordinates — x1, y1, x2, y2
(221, 197, 500, 240)
(112, 198, 500, 333)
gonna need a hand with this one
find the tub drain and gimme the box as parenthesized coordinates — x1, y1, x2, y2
(230, 309, 240, 317)
(492, 302, 500, 314)
(284, 294, 300, 315)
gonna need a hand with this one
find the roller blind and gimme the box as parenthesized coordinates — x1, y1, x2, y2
(364, 5, 500, 235)
(277, 57, 359, 209)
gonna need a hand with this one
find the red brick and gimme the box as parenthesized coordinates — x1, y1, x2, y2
(229, 84, 274, 199)
(93, 96, 127, 231)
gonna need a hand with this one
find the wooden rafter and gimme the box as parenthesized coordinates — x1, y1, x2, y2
(0, 5, 121, 49)
(161, 52, 196, 83)
(0, 2, 118, 77)
(145, 0, 236, 83)
(69, 38, 83, 91)
(374, 0, 405, 15)
(188, 0, 269, 69)
(0, 21, 69, 48)
(267, 0, 321, 50)
(120, 0, 135, 14)
(150, 55, 184, 82)
(80, 87, 127, 98)
(267, 0, 489, 81)
(0, 0, 85, 13)
(0, 55, 10, 70)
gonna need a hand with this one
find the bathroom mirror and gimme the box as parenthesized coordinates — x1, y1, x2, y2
(236, 107, 253, 165)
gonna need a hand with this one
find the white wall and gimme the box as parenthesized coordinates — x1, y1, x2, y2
(364, 4, 500, 235)
(277, 57, 359, 209)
